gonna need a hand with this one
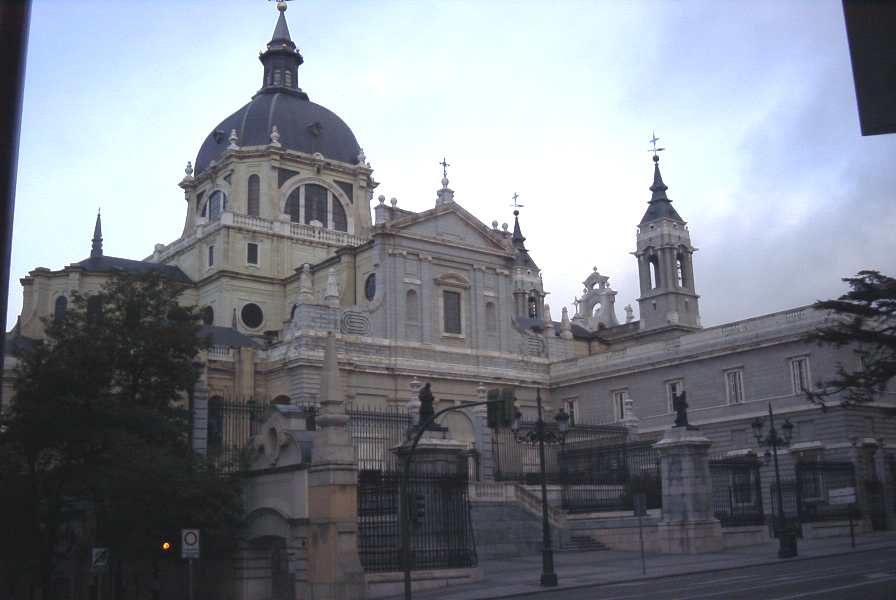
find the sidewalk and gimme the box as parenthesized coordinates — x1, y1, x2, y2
(387, 530, 896, 600)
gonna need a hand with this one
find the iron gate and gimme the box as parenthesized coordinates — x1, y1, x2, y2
(709, 456, 764, 526)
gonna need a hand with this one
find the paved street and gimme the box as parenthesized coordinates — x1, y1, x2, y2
(393, 531, 896, 600)
(515, 550, 896, 599)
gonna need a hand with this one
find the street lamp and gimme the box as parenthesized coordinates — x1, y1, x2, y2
(751, 402, 797, 558)
(510, 389, 570, 587)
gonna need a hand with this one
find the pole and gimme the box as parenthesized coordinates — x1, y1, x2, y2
(769, 403, 796, 558)
(188, 558, 194, 600)
(536, 392, 558, 587)
(849, 503, 856, 548)
(638, 511, 646, 575)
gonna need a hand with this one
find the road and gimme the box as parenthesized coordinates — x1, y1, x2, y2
(508, 548, 896, 600)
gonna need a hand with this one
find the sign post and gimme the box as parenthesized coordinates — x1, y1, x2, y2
(90, 548, 109, 600)
(634, 493, 647, 575)
(181, 529, 200, 600)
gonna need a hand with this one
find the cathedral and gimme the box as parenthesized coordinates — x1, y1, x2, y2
(5, 4, 895, 597)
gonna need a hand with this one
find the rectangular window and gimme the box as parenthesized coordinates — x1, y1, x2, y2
(564, 398, 578, 427)
(443, 290, 461, 334)
(790, 357, 810, 394)
(247, 242, 258, 265)
(666, 379, 683, 413)
(796, 420, 815, 442)
(208, 245, 214, 267)
(612, 389, 629, 421)
(725, 369, 744, 404)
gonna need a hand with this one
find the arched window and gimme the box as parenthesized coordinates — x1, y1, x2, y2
(676, 253, 687, 288)
(290, 304, 298, 321)
(201, 306, 214, 326)
(332, 198, 347, 232)
(208, 190, 226, 221)
(304, 184, 328, 225)
(527, 295, 538, 318)
(364, 274, 376, 301)
(649, 256, 660, 289)
(53, 295, 68, 322)
(284, 70, 293, 87)
(273, 69, 282, 86)
(284, 189, 301, 223)
(485, 301, 497, 333)
(405, 289, 419, 323)
(247, 175, 260, 217)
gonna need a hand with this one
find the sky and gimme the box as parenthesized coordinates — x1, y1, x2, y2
(9, 0, 896, 330)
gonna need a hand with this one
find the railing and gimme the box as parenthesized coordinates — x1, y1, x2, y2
(795, 461, 857, 523)
(206, 398, 271, 471)
(208, 345, 234, 361)
(347, 405, 413, 472)
(289, 221, 366, 246)
(232, 213, 274, 231)
(710, 456, 765, 526)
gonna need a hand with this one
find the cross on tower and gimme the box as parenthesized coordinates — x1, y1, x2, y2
(511, 192, 524, 209)
(440, 157, 450, 179)
(648, 131, 666, 158)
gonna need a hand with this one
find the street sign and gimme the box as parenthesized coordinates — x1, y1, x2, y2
(181, 529, 200, 559)
(829, 487, 856, 505)
(90, 547, 109, 573)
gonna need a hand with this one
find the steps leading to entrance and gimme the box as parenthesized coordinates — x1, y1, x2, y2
(558, 534, 608, 553)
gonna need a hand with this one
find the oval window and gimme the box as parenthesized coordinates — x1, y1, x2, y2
(364, 273, 376, 301)
(241, 303, 264, 329)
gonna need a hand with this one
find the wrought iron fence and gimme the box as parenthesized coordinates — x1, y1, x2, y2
(207, 398, 271, 471)
(710, 456, 764, 526)
(795, 461, 857, 523)
(346, 405, 413, 472)
(559, 441, 662, 513)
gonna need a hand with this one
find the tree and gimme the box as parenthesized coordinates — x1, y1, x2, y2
(0, 270, 243, 600)
(807, 270, 896, 407)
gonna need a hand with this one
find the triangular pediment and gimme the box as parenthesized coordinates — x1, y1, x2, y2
(387, 203, 509, 253)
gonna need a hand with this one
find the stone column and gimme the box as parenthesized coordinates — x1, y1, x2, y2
(471, 383, 494, 481)
(306, 333, 366, 600)
(653, 427, 723, 553)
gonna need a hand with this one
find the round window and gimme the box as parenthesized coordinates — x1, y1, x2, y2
(364, 273, 376, 301)
(241, 303, 264, 329)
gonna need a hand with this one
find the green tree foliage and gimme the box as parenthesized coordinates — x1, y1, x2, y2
(0, 270, 243, 599)
(807, 270, 896, 407)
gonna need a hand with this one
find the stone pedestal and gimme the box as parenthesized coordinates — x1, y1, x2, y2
(654, 427, 723, 553)
(394, 426, 469, 475)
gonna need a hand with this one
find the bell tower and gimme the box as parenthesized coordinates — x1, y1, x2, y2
(634, 148, 700, 331)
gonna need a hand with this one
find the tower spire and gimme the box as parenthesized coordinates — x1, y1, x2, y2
(639, 134, 682, 225)
(90, 210, 103, 258)
(258, 0, 307, 99)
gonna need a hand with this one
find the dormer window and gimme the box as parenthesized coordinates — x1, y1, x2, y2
(283, 183, 349, 232)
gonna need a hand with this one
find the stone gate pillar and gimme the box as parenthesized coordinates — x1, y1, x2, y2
(306, 333, 366, 600)
(654, 426, 723, 553)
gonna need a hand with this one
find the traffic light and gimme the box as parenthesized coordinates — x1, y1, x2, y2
(486, 388, 515, 429)
(159, 537, 176, 558)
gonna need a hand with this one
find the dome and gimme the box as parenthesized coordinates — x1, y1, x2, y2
(194, 92, 361, 176)
(193, 5, 361, 176)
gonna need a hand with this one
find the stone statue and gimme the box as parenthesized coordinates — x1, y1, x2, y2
(672, 390, 689, 428)
(624, 304, 634, 323)
(418, 382, 435, 426)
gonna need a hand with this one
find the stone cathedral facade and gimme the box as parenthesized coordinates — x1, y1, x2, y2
(7, 3, 895, 533)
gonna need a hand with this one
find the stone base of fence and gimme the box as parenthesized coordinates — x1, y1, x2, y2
(722, 524, 770, 548)
(365, 567, 482, 599)
(655, 519, 724, 554)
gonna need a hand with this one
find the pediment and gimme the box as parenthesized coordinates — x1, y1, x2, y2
(389, 204, 508, 253)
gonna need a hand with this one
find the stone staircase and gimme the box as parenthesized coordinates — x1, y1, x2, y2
(558, 533, 608, 552)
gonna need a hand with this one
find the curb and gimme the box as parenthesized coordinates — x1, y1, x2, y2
(418, 542, 896, 600)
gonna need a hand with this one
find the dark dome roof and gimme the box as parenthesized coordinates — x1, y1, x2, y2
(194, 92, 361, 176)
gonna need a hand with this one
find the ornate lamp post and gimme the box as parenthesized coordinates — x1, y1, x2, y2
(751, 403, 797, 558)
(510, 389, 570, 587)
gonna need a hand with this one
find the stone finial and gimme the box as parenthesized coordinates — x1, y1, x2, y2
(232, 307, 238, 328)
(357, 148, 367, 165)
(378, 195, 385, 205)
(501, 223, 509, 232)
(316, 332, 348, 430)
(543, 304, 554, 332)
(228, 129, 239, 150)
(390, 197, 397, 207)
(324, 267, 340, 306)
(491, 220, 499, 230)
(625, 304, 635, 323)
(559, 307, 573, 339)
(270, 125, 281, 147)
(184, 161, 194, 179)
(298, 263, 313, 304)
